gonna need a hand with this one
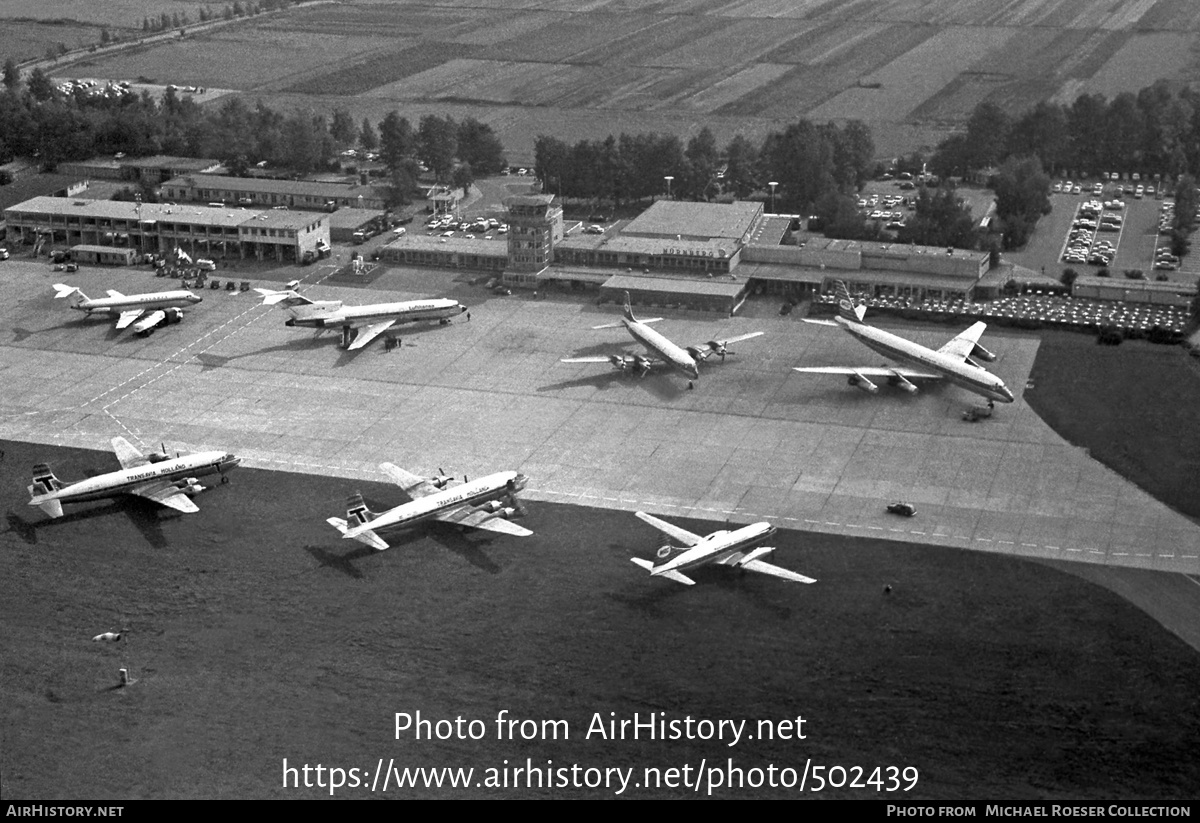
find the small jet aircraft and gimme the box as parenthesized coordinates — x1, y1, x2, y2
(53, 283, 203, 336)
(327, 463, 531, 550)
(27, 437, 240, 518)
(255, 282, 467, 350)
(560, 292, 763, 388)
(630, 511, 815, 586)
(793, 280, 1014, 405)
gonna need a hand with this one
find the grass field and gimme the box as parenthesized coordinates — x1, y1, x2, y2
(2, 438, 1198, 799)
(33, 0, 1200, 163)
(1024, 331, 1200, 523)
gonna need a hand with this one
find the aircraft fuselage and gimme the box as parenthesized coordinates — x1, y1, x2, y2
(624, 318, 700, 381)
(837, 317, 1013, 404)
(345, 470, 526, 537)
(654, 521, 776, 576)
(75, 291, 202, 314)
(28, 451, 240, 507)
(286, 299, 466, 329)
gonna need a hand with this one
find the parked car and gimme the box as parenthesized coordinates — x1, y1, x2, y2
(886, 502, 917, 517)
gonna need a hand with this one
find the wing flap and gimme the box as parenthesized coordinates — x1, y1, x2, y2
(115, 309, 145, 330)
(792, 366, 943, 380)
(347, 319, 396, 351)
(937, 321, 987, 361)
(739, 559, 816, 583)
(439, 507, 533, 536)
(634, 511, 703, 546)
(379, 462, 438, 498)
(129, 481, 199, 513)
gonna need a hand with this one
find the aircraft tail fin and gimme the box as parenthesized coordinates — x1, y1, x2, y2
(255, 287, 314, 307)
(53, 283, 88, 305)
(834, 280, 867, 323)
(345, 492, 375, 526)
(30, 463, 64, 495)
(622, 291, 638, 323)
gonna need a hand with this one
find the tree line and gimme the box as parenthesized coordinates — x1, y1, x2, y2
(0, 64, 506, 208)
(533, 120, 876, 214)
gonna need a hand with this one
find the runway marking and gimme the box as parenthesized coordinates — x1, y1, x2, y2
(998, 540, 1014, 545)
(1021, 543, 1038, 548)
(1045, 545, 1059, 550)
(976, 537, 992, 542)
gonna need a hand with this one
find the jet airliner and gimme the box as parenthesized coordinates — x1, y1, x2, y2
(256, 283, 467, 350)
(561, 292, 763, 388)
(793, 281, 1014, 405)
(54, 283, 203, 336)
(631, 511, 815, 585)
(28, 437, 240, 518)
(327, 463, 531, 550)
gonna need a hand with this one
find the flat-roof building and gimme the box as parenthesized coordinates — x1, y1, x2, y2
(5, 197, 329, 264)
(162, 174, 387, 211)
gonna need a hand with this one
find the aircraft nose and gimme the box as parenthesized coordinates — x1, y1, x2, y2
(1000, 385, 1014, 403)
(512, 473, 528, 491)
(223, 454, 241, 469)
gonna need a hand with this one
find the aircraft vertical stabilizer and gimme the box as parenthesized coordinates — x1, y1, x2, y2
(30, 463, 64, 495)
(346, 493, 375, 526)
(834, 280, 867, 323)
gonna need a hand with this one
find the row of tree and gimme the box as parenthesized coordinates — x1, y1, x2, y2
(532, 119, 875, 214)
(0, 65, 506, 208)
(931, 81, 1200, 184)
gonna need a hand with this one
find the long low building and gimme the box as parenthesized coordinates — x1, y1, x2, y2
(161, 174, 387, 211)
(5, 197, 329, 263)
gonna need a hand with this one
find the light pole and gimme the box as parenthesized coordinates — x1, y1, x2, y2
(768, 181, 778, 214)
(664, 175, 674, 200)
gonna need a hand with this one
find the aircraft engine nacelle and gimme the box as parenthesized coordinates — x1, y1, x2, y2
(482, 500, 505, 513)
(633, 356, 653, 374)
(177, 477, 204, 495)
(429, 471, 453, 489)
(970, 342, 997, 362)
(158, 308, 184, 327)
(848, 373, 879, 394)
(686, 345, 707, 362)
(608, 354, 630, 371)
(888, 374, 919, 394)
(740, 546, 775, 564)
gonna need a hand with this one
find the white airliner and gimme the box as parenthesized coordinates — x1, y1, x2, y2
(255, 282, 467, 350)
(53, 283, 203, 336)
(631, 511, 815, 586)
(561, 292, 763, 388)
(327, 463, 531, 550)
(27, 437, 240, 518)
(794, 280, 1014, 405)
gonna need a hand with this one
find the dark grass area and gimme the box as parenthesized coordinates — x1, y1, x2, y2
(1024, 331, 1200, 522)
(2, 440, 1199, 799)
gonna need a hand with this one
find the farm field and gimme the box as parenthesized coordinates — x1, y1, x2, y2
(36, 0, 1200, 163)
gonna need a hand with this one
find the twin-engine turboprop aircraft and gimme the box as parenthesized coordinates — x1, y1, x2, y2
(561, 292, 763, 388)
(255, 282, 467, 350)
(327, 463, 532, 550)
(27, 437, 240, 518)
(53, 283, 202, 337)
(631, 511, 815, 586)
(794, 280, 1013, 405)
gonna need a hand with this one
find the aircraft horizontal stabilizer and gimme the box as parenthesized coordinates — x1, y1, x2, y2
(326, 516, 389, 550)
(53, 283, 80, 299)
(34, 497, 64, 518)
(630, 557, 695, 585)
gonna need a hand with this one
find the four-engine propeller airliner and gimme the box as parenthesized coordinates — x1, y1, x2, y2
(53, 283, 203, 337)
(327, 463, 531, 550)
(793, 281, 1014, 405)
(255, 282, 467, 350)
(561, 292, 763, 388)
(27, 437, 240, 518)
(631, 511, 815, 586)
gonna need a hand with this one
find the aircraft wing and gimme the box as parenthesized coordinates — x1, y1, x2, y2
(937, 321, 987, 361)
(115, 309, 146, 330)
(436, 506, 533, 536)
(129, 310, 165, 335)
(801, 318, 840, 327)
(692, 331, 764, 360)
(379, 462, 440, 498)
(128, 480, 200, 513)
(634, 511, 703, 547)
(739, 559, 817, 583)
(630, 557, 695, 585)
(111, 436, 149, 469)
(791, 365, 944, 380)
(347, 320, 396, 351)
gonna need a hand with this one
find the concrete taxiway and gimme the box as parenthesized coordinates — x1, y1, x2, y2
(1, 261, 1198, 574)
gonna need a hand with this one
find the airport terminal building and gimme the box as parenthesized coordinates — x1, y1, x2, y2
(4, 197, 330, 263)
